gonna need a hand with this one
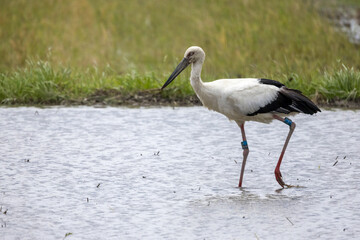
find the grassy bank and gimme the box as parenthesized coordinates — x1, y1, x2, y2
(0, 59, 195, 105)
(0, 0, 360, 106)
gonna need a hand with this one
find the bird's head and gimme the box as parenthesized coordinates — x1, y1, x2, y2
(161, 46, 205, 90)
(184, 46, 205, 64)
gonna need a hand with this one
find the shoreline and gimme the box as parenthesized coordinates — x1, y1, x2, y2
(2, 89, 359, 109)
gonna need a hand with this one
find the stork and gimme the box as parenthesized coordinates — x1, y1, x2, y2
(161, 46, 321, 188)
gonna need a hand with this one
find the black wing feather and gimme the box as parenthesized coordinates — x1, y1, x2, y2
(248, 79, 321, 116)
(259, 78, 285, 88)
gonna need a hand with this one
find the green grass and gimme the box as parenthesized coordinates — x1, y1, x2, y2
(0, 0, 360, 105)
(0, 59, 194, 104)
(319, 64, 360, 101)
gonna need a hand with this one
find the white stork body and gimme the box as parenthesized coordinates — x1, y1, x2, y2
(161, 46, 320, 188)
(191, 77, 283, 124)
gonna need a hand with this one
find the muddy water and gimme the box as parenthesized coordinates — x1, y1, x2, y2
(0, 107, 359, 239)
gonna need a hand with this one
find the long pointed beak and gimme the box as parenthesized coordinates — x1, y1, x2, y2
(161, 57, 190, 90)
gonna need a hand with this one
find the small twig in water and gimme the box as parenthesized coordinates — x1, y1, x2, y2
(1, 221, 6, 228)
(286, 217, 294, 225)
(63, 232, 73, 239)
(333, 160, 338, 166)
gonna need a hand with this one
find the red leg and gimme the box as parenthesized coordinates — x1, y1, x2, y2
(237, 121, 249, 187)
(273, 115, 296, 187)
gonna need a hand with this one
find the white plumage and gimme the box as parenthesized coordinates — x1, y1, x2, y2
(198, 78, 281, 123)
(161, 46, 321, 188)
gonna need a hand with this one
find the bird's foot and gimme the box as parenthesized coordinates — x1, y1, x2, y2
(275, 170, 295, 188)
(275, 169, 286, 188)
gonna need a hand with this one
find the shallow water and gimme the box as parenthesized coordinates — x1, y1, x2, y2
(0, 106, 359, 240)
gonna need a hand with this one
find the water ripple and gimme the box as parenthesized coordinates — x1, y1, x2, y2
(0, 107, 359, 239)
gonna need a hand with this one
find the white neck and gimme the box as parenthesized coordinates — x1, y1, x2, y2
(189, 60, 217, 110)
(190, 61, 204, 93)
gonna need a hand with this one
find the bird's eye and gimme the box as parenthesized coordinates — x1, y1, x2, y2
(187, 52, 194, 58)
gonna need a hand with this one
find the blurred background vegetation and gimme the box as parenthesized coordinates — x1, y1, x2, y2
(0, 0, 359, 105)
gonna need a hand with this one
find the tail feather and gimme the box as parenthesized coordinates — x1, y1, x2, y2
(280, 88, 321, 115)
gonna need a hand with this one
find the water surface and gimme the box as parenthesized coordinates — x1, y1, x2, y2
(0, 107, 359, 239)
